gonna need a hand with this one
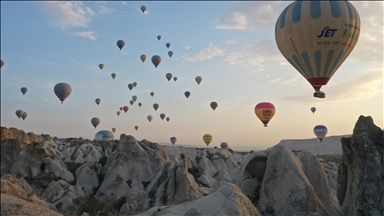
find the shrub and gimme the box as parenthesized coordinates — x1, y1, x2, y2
(66, 195, 124, 216)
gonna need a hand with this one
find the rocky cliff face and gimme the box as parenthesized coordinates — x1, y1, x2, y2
(337, 115, 384, 216)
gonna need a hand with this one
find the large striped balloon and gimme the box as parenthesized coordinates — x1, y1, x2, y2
(275, 1, 360, 98)
(255, 102, 276, 127)
(203, 134, 213, 146)
(314, 125, 328, 142)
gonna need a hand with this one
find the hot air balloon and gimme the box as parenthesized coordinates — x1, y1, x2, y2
(21, 112, 27, 120)
(255, 102, 276, 127)
(210, 102, 218, 111)
(220, 142, 228, 149)
(311, 107, 316, 113)
(132, 95, 138, 102)
(120, 107, 123, 111)
(123, 106, 129, 113)
(99, 64, 104, 70)
(166, 117, 170, 122)
(160, 113, 166, 120)
(195, 76, 202, 85)
(130, 100, 134, 105)
(275, 1, 361, 98)
(111, 73, 116, 79)
(150, 92, 154, 97)
(166, 73, 173, 81)
(173, 77, 177, 81)
(153, 103, 159, 111)
(147, 115, 153, 122)
(112, 128, 116, 133)
(95, 98, 101, 105)
(170, 137, 177, 145)
(157, 35, 161, 40)
(0, 60, 4, 68)
(184, 91, 191, 99)
(138, 102, 142, 107)
(151, 55, 162, 68)
(140, 5, 146, 13)
(128, 84, 134, 91)
(15, 110, 24, 119)
(203, 134, 213, 146)
(314, 125, 328, 142)
(21, 87, 28, 95)
(117, 40, 125, 50)
(117, 111, 121, 116)
(54, 83, 72, 104)
(133, 82, 137, 87)
(95, 130, 114, 141)
(168, 51, 173, 58)
(135, 126, 139, 131)
(140, 55, 147, 63)
(166, 43, 171, 48)
(91, 117, 100, 129)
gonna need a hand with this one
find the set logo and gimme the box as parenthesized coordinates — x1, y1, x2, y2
(262, 109, 272, 116)
(317, 26, 337, 38)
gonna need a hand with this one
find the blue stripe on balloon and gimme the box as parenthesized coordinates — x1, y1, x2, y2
(292, 1, 303, 23)
(292, 55, 308, 78)
(302, 52, 315, 78)
(287, 59, 303, 76)
(329, 1, 341, 18)
(310, 0, 321, 19)
(324, 50, 334, 77)
(314, 50, 322, 77)
(327, 51, 344, 77)
(279, 5, 290, 29)
(344, 0, 355, 20)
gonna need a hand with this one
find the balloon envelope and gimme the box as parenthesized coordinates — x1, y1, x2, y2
(314, 125, 328, 142)
(255, 102, 276, 127)
(140, 5, 146, 13)
(54, 83, 72, 104)
(128, 84, 134, 91)
(151, 55, 162, 68)
(170, 137, 177, 145)
(138, 102, 142, 107)
(210, 102, 218, 111)
(166, 117, 170, 122)
(220, 142, 228, 149)
(123, 106, 129, 113)
(95, 130, 114, 141)
(195, 76, 202, 85)
(168, 51, 173, 58)
(21, 87, 28, 95)
(150, 92, 154, 97)
(133, 82, 137, 87)
(15, 110, 24, 119)
(275, 1, 361, 98)
(147, 115, 153, 122)
(112, 128, 116, 133)
(91, 117, 100, 128)
(311, 107, 316, 113)
(166, 73, 172, 81)
(132, 95, 138, 102)
(203, 134, 213, 146)
(111, 73, 116, 79)
(160, 113, 166, 120)
(117, 111, 120, 116)
(95, 98, 101, 105)
(117, 40, 125, 50)
(153, 103, 159, 111)
(0, 60, 4, 68)
(99, 64, 104, 70)
(21, 112, 27, 120)
(120, 107, 123, 111)
(135, 126, 139, 130)
(184, 91, 191, 99)
(157, 35, 161, 40)
(166, 43, 171, 48)
(173, 77, 177, 81)
(140, 55, 147, 63)
(130, 100, 134, 105)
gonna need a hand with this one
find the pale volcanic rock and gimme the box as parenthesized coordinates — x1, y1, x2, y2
(1, 127, 38, 145)
(75, 163, 99, 192)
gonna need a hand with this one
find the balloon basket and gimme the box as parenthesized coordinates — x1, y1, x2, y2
(313, 91, 325, 98)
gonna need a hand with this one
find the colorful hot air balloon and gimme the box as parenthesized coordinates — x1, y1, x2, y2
(160, 113, 166, 120)
(203, 134, 213, 146)
(173, 77, 177, 81)
(117, 111, 120, 116)
(153, 103, 159, 111)
(0, 60, 4, 68)
(210, 102, 218, 111)
(138, 102, 142, 107)
(255, 102, 276, 127)
(112, 128, 116, 133)
(111, 73, 116, 79)
(150, 92, 154, 97)
(275, 1, 361, 98)
(311, 107, 316, 113)
(130, 100, 134, 105)
(314, 125, 328, 142)
(166, 43, 171, 48)
(135, 126, 139, 131)
(170, 137, 177, 145)
(184, 91, 191, 99)
(132, 95, 138, 102)
(117, 40, 125, 50)
(140, 5, 146, 13)
(168, 51, 173, 58)
(123, 106, 129, 113)
(128, 84, 134, 91)
(91, 117, 100, 129)
(133, 82, 137, 87)
(21, 112, 28, 120)
(220, 142, 228, 149)
(140, 55, 147, 63)
(166, 73, 173, 81)
(15, 110, 24, 119)
(166, 117, 170, 122)
(157, 35, 161, 40)
(95, 98, 101, 105)
(99, 64, 104, 70)
(151, 55, 162, 68)
(54, 83, 72, 104)
(21, 87, 28, 95)
(147, 115, 153, 122)
(195, 76, 202, 85)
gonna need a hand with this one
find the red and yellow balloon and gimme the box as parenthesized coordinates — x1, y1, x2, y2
(254, 102, 275, 127)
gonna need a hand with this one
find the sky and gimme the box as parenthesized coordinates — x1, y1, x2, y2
(1, 1, 383, 150)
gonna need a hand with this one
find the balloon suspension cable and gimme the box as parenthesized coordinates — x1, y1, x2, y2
(313, 91, 325, 99)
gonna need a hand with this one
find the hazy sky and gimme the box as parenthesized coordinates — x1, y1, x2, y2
(1, 1, 383, 150)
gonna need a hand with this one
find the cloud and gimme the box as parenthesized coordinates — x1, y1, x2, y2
(41, 96, 56, 104)
(38, 2, 95, 29)
(270, 74, 303, 85)
(215, 12, 248, 30)
(184, 46, 190, 50)
(182, 43, 225, 62)
(81, 82, 102, 88)
(98, 5, 114, 14)
(71, 31, 97, 41)
(225, 39, 238, 45)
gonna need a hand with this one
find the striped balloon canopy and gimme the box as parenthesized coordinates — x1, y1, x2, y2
(202, 134, 213, 146)
(314, 125, 328, 142)
(254, 102, 276, 127)
(275, 1, 360, 98)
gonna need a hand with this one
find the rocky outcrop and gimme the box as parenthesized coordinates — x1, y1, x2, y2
(1, 127, 38, 144)
(338, 115, 383, 216)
